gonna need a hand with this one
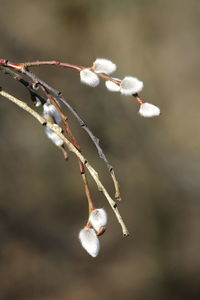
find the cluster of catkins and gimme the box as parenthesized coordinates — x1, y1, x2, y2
(40, 58, 160, 257)
(80, 58, 160, 118)
(41, 58, 160, 149)
(79, 208, 107, 257)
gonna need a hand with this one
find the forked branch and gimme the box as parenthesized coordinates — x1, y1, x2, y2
(0, 87, 129, 236)
(0, 57, 161, 257)
(0, 64, 121, 201)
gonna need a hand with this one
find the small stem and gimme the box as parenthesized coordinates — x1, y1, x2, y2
(82, 173, 95, 213)
(21, 60, 82, 72)
(110, 169, 121, 200)
(59, 145, 68, 160)
(134, 94, 144, 105)
(98, 73, 121, 85)
(0, 59, 23, 71)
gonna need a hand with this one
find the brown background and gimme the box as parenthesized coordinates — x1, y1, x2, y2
(0, 0, 200, 299)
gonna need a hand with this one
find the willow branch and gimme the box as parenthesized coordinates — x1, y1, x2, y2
(0, 87, 129, 236)
(58, 96, 121, 200)
(40, 84, 96, 213)
(0, 66, 96, 214)
(0, 66, 46, 105)
(22, 60, 82, 71)
(23, 69, 121, 200)
(0, 64, 121, 200)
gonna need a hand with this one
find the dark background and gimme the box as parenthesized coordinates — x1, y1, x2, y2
(0, 1, 200, 299)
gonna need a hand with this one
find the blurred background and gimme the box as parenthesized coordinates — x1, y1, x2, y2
(0, 0, 200, 299)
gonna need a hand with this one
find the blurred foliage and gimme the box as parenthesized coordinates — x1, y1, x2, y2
(0, 0, 200, 299)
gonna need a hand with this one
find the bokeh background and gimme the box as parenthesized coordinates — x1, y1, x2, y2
(0, 0, 200, 299)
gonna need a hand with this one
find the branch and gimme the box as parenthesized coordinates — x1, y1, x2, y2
(0, 65, 121, 201)
(0, 87, 129, 236)
(24, 69, 122, 200)
(0, 66, 46, 105)
(40, 83, 96, 215)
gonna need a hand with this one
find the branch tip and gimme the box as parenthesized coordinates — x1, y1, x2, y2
(123, 232, 129, 237)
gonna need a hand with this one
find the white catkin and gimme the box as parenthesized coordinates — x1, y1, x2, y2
(89, 208, 108, 232)
(105, 80, 120, 92)
(80, 69, 100, 87)
(139, 102, 160, 118)
(45, 127, 64, 146)
(79, 228, 100, 257)
(93, 58, 117, 75)
(120, 76, 144, 95)
(43, 99, 62, 124)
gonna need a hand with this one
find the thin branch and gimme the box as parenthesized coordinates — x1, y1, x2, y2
(22, 60, 82, 71)
(0, 66, 46, 105)
(82, 173, 95, 213)
(0, 65, 101, 210)
(0, 87, 129, 236)
(0, 64, 121, 200)
(18, 70, 121, 200)
(24, 69, 121, 200)
(40, 83, 96, 214)
(59, 96, 121, 200)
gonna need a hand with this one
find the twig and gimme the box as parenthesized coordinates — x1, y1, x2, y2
(22, 60, 82, 71)
(0, 87, 129, 236)
(59, 96, 121, 199)
(0, 66, 96, 219)
(23, 69, 122, 200)
(0, 66, 46, 105)
(40, 84, 96, 214)
(0, 66, 99, 213)
(0, 64, 121, 200)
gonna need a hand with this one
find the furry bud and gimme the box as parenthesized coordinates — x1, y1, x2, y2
(45, 127, 64, 146)
(79, 227, 100, 257)
(120, 76, 144, 95)
(43, 99, 61, 124)
(80, 69, 100, 87)
(105, 80, 120, 92)
(89, 208, 107, 232)
(139, 102, 160, 118)
(93, 58, 117, 75)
